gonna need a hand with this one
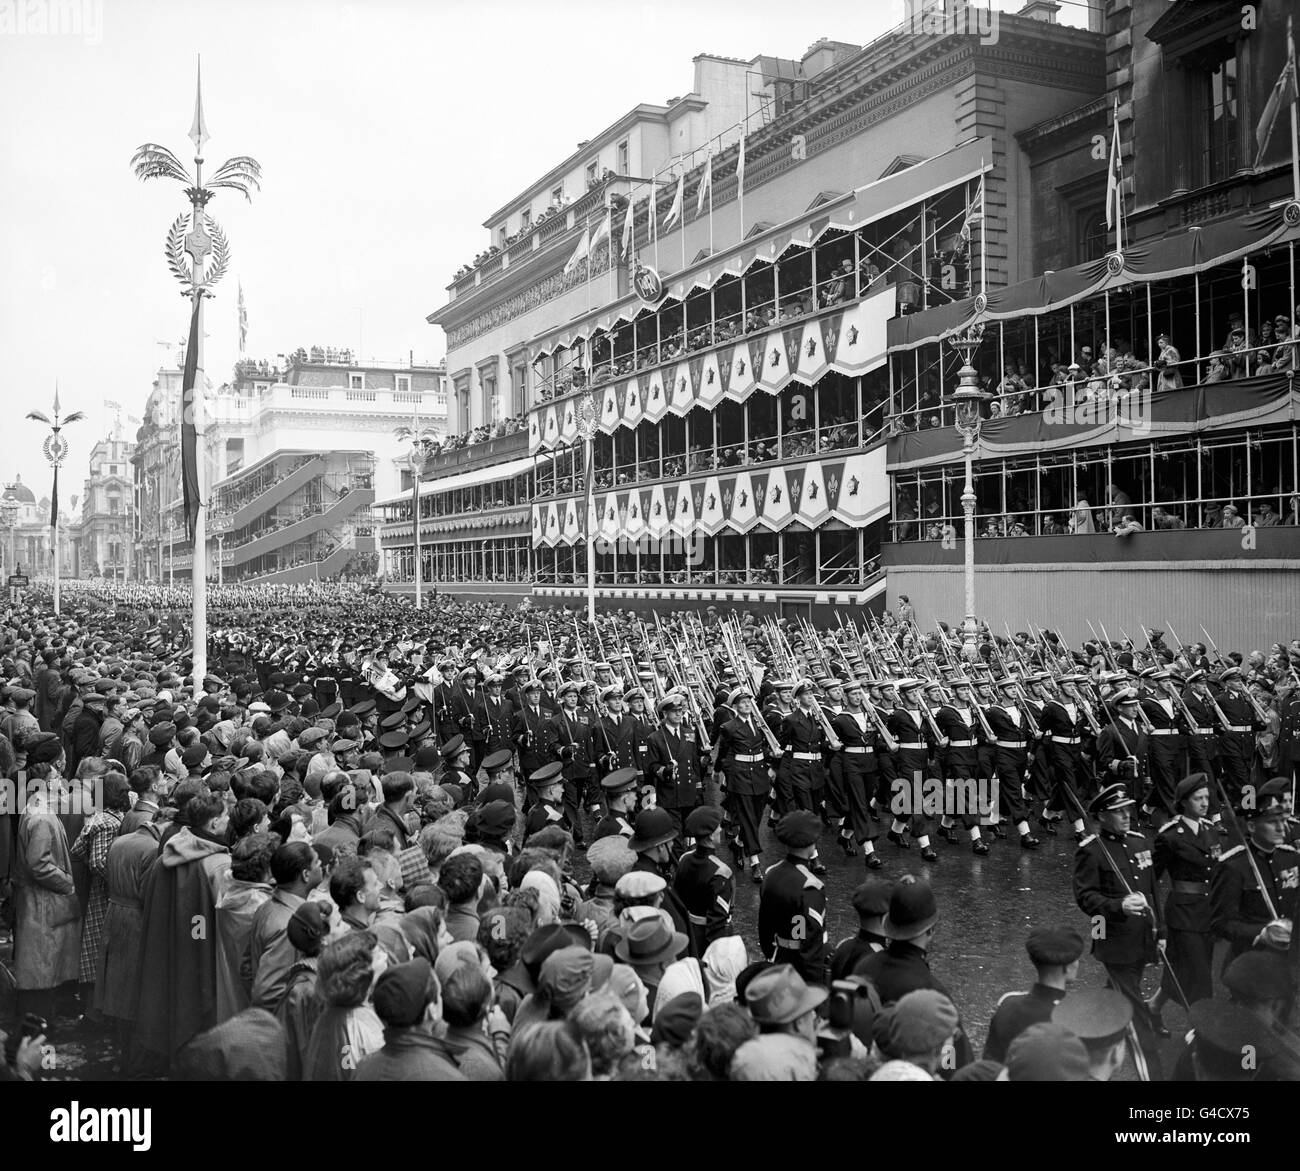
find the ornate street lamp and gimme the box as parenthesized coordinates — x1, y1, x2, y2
(133, 58, 261, 687)
(26, 387, 86, 616)
(1, 491, 19, 580)
(576, 390, 599, 623)
(947, 323, 987, 660)
(394, 422, 438, 607)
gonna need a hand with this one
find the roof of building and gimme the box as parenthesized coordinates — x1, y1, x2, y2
(4, 478, 35, 504)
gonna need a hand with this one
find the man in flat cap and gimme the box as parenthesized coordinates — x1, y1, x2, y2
(671, 805, 734, 956)
(758, 811, 827, 985)
(1073, 782, 1165, 1076)
(1150, 773, 1219, 1022)
(353, 959, 466, 1081)
(983, 925, 1084, 1062)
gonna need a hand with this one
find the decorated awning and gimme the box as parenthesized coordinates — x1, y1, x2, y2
(886, 374, 1299, 472)
(532, 447, 889, 546)
(530, 137, 990, 353)
(888, 201, 1300, 351)
(529, 290, 895, 454)
(375, 453, 535, 509)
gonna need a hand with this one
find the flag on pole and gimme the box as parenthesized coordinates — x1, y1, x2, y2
(237, 280, 248, 354)
(1254, 29, 1297, 167)
(564, 224, 591, 274)
(621, 198, 635, 258)
(663, 173, 684, 230)
(959, 176, 984, 242)
(1105, 98, 1123, 249)
(736, 134, 746, 189)
(696, 153, 712, 215)
(591, 205, 611, 248)
(181, 296, 202, 542)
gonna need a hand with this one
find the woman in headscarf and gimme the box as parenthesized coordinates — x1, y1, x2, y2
(401, 904, 450, 966)
(518, 869, 561, 925)
(653, 954, 706, 1020)
(701, 936, 749, 1006)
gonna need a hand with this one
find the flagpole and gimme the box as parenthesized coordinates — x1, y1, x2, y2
(1290, 15, 1299, 202)
(980, 158, 987, 297)
(738, 125, 745, 247)
(680, 170, 686, 274)
(708, 148, 714, 258)
(652, 173, 659, 271)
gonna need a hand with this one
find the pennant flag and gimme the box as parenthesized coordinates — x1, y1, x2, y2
(663, 173, 684, 230)
(696, 154, 712, 215)
(237, 280, 248, 354)
(736, 134, 745, 189)
(1105, 99, 1123, 235)
(181, 295, 202, 542)
(1255, 30, 1297, 168)
(621, 199, 635, 258)
(591, 206, 612, 248)
(564, 225, 591, 274)
(50, 464, 58, 530)
(959, 177, 984, 242)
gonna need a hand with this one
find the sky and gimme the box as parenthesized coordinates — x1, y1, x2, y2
(0, 0, 1089, 503)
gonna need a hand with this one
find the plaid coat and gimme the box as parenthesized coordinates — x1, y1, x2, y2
(71, 808, 124, 985)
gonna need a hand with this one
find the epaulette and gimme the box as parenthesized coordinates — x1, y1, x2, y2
(994, 990, 1027, 1008)
(1125, 830, 1147, 839)
(1276, 842, 1299, 854)
(1078, 833, 1097, 847)
(711, 856, 733, 880)
(1219, 844, 1245, 860)
(764, 861, 781, 877)
(795, 863, 825, 890)
(1157, 819, 1178, 834)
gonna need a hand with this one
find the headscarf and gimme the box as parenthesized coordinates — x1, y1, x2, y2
(653, 957, 705, 1019)
(401, 906, 444, 966)
(605, 963, 649, 1025)
(702, 936, 748, 1005)
(1070, 500, 1095, 534)
(262, 729, 293, 762)
(519, 870, 561, 924)
(433, 939, 481, 988)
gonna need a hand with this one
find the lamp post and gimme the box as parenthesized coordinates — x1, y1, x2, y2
(948, 324, 987, 661)
(133, 59, 261, 689)
(27, 388, 86, 617)
(394, 423, 436, 607)
(1, 493, 18, 580)
(576, 391, 599, 624)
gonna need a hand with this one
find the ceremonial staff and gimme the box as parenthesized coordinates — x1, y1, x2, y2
(133, 60, 261, 690)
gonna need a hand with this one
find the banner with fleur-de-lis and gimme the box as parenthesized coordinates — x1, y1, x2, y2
(728, 471, 758, 532)
(671, 480, 695, 537)
(669, 361, 694, 416)
(759, 464, 793, 529)
(647, 484, 670, 538)
(796, 460, 830, 525)
(644, 369, 668, 422)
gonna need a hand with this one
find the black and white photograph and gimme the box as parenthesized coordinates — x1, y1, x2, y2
(0, 0, 1298, 1137)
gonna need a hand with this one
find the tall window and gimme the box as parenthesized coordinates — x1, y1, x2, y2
(552, 185, 564, 206)
(1201, 55, 1238, 185)
(512, 363, 528, 416)
(586, 160, 599, 188)
(521, 208, 531, 232)
(617, 140, 629, 173)
(1078, 209, 1107, 264)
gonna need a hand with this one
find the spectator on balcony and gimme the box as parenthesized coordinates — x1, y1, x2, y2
(1004, 515, 1028, 537)
(1152, 332, 1183, 392)
(1112, 512, 1143, 537)
(1202, 350, 1230, 384)
(1151, 506, 1185, 531)
(1286, 495, 1300, 526)
(1069, 499, 1096, 534)
(1253, 501, 1279, 527)
(1219, 503, 1244, 529)
(1223, 313, 1255, 376)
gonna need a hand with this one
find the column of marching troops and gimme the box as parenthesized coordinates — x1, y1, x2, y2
(242, 613, 1300, 1075)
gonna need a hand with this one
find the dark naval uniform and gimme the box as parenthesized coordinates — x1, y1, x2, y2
(1154, 814, 1220, 1004)
(829, 708, 880, 847)
(593, 710, 646, 782)
(672, 845, 734, 956)
(714, 714, 774, 869)
(1139, 692, 1185, 816)
(934, 701, 982, 831)
(1210, 838, 1300, 964)
(983, 698, 1034, 828)
(1214, 692, 1262, 803)
(544, 707, 597, 836)
(1040, 697, 1088, 820)
(644, 723, 707, 837)
(776, 707, 832, 815)
(590, 810, 635, 842)
(758, 855, 827, 984)
(511, 702, 552, 792)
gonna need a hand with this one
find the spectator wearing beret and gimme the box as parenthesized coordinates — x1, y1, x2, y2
(672, 805, 734, 958)
(353, 958, 466, 1081)
(758, 811, 827, 985)
(983, 924, 1085, 1062)
(829, 878, 894, 982)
